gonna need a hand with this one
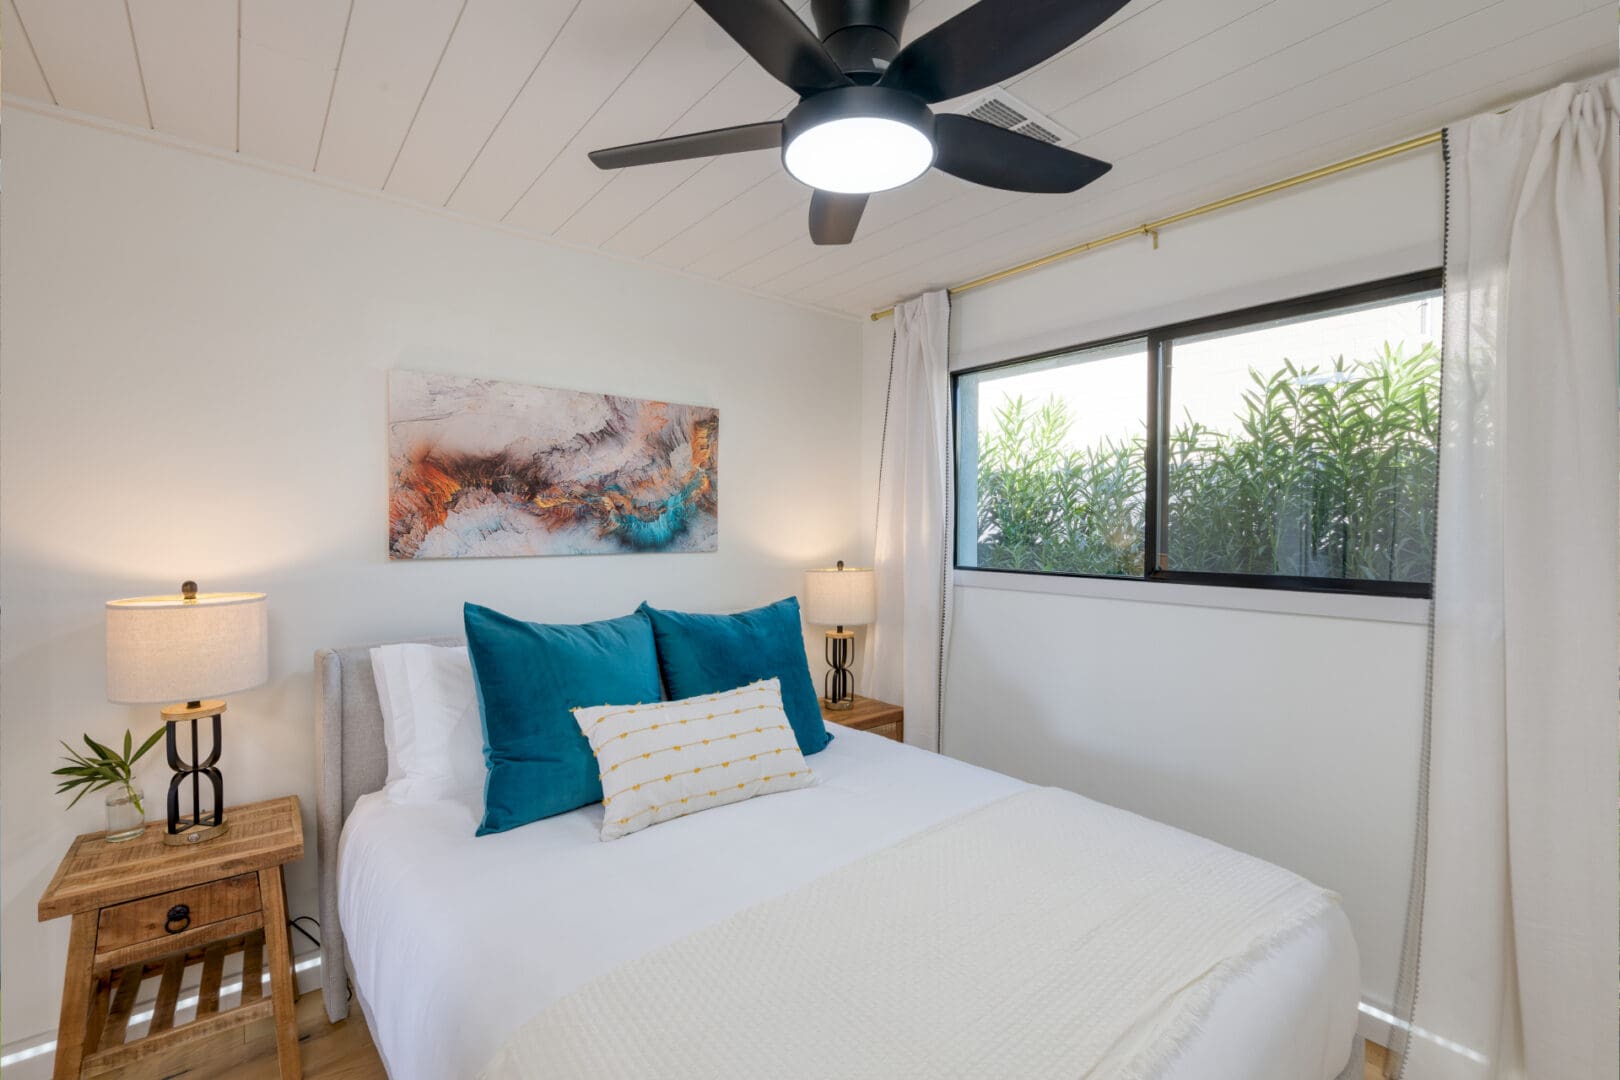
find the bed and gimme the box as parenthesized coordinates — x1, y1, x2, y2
(315, 640, 1363, 1079)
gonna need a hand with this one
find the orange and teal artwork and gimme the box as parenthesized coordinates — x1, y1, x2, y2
(388, 370, 718, 559)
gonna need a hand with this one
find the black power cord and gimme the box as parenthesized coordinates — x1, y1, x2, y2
(286, 915, 351, 1002)
(288, 915, 321, 951)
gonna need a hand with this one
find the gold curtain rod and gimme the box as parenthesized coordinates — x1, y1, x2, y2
(869, 129, 1444, 321)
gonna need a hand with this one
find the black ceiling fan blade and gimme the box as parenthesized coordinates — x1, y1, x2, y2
(589, 121, 783, 170)
(880, 0, 1133, 104)
(695, 0, 852, 95)
(808, 190, 869, 245)
(933, 114, 1111, 193)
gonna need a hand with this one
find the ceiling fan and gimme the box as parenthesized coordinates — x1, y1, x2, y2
(588, 0, 1128, 245)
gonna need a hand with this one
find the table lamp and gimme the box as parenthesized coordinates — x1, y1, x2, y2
(802, 561, 876, 711)
(106, 581, 268, 846)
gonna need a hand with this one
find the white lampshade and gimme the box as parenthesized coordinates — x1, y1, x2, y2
(802, 565, 876, 628)
(106, 588, 268, 705)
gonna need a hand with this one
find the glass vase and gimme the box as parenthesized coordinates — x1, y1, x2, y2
(104, 784, 146, 843)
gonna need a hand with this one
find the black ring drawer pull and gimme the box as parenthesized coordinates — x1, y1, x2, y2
(165, 904, 191, 934)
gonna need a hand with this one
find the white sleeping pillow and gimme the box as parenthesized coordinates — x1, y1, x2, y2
(369, 643, 485, 806)
(574, 678, 814, 841)
(372, 648, 405, 787)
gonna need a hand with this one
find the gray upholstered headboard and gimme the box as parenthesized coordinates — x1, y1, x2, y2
(313, 637, 460, 1023)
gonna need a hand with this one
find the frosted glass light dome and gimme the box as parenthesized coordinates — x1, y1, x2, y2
(784, 117, 934, 194)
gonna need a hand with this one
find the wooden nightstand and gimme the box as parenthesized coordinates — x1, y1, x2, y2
(821, 696, 904, 742)
(38, 796, 305, 1080)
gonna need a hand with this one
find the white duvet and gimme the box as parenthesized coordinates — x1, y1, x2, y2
(339, 728, 1359, 1079)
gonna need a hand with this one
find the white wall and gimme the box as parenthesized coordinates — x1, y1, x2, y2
(861, 148, 1443, 1024)
(0, 108, 862, 1047)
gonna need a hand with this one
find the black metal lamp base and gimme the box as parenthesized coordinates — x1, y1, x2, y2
(822, 629, 856, 710)
(160, 700, 228, 846)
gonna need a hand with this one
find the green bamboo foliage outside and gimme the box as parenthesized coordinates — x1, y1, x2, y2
(53, 727, 165, 815)
(973, 342, 1440, 582)
(975, 393, 1146, 576)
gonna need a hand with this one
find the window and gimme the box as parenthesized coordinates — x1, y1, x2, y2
(958, 337, 1149, 577)
(955, 271, 1441, 597)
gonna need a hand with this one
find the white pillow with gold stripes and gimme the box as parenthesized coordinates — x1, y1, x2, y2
(573, 678, 814, 841)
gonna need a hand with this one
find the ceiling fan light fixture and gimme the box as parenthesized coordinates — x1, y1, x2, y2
(782, 85, 935, 195)
(589, 0, 1128, 244)
(784, 117, 933, 193)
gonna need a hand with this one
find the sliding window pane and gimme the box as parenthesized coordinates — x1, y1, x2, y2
(957, 339, 1148, 576)
(1163, 289, 1440, 583)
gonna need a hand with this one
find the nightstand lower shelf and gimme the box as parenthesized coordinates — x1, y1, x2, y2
(80, 930, 274, 1078)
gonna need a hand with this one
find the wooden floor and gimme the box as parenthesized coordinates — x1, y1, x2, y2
(231, 992, 385, 1080)
(1364, 1040, 1391, 1080)
(99, 987, 1390, 1078)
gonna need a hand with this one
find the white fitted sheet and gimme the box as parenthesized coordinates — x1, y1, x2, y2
(339, 728, 1359, 1080)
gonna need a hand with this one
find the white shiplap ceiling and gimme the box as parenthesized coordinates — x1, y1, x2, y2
(4, 0, 1612, 317)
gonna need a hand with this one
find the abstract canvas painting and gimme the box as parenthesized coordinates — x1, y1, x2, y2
(388, 370, 718, 559)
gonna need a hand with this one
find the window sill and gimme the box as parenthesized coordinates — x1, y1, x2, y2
(953, 568, 1430, 625)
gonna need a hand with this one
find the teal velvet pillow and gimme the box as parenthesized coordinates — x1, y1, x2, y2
(638, 597, 831, 756)
(464, 603, 664, 835)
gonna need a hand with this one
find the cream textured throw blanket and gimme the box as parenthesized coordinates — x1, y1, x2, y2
(481, 787, 1338, 1079)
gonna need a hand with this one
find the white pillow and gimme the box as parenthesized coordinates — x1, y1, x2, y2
(573, 678, 814, 841)
(372, 648, 405, 787)
(370, 644, 485, 805)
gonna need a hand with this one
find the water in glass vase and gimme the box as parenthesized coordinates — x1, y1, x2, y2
(105, 785, 146, 842)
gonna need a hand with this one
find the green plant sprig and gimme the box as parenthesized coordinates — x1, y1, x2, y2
(54, 728, 164, 815)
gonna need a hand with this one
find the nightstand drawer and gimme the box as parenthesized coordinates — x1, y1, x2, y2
(96, 872, 261, 954)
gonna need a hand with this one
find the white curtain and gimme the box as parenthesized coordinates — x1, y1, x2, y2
(864, 289, 953, 751)
(1395, 75, 1619, 1080)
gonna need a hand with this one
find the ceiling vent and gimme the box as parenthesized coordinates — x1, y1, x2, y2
(953, 87, 1078, 146)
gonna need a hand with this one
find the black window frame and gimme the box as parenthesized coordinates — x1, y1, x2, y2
(952, 268, 1443, 600)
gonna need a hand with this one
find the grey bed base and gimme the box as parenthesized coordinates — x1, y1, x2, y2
(314, 640, 1368, 1080)
(313, 637, 460, 1024)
